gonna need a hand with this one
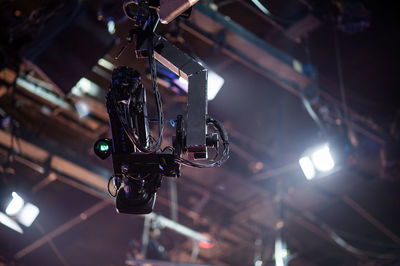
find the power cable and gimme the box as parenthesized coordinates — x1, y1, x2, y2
(301, 35, 326, 135)
(333, 27, 350, 123)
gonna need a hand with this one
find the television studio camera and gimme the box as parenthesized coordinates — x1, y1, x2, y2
(94, 0, 229, 215)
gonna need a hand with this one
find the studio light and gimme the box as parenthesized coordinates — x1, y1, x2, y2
(0, 212, 23, 234)
(1, 189, 40, 231)
(5, 192, 24, 216)
(311, 145, 335, 172)
(299, 156, 316, 180)
(299, 143, 336, 180)
(17, 203, 40, 227)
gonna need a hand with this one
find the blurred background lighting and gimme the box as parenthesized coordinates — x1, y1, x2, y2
(75, 100, 91, 118)
(107, 18, 116, 34)
(98, 58, 114, 71)
(72, 78, 101, 96)
(254, 259, 263, 266)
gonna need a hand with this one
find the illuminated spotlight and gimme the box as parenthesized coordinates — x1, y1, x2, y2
(175, 70, 224, 101)
(107, 18, 116, 34)
(299, 156, 315, 180)
(311, 145, 335, 171)
(1, 191, 40, 230)
(299, 143, 336, 180)
(17, 203, 40, 227)
(0, 212, 23, 234)
(5, 192, 24, 216)
(98, 58, 115, 71)
(75, 100, 90, 118)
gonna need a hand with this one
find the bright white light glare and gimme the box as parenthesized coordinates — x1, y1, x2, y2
(107, 19, 116, 34)
(5, 192, 25, 216)
(299, 156, 316, 180)
(75, 100, 90, 118)
(17, 203, 40, 227)
(311, 145, 335, 172)
(207, 70, 224, 100)
(254, 259, 263, 266)
(0, 212, 23, 234)
(175, 72, 223, 101)
(98, 58, 115, 71)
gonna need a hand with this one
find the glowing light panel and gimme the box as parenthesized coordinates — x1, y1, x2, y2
(311, 145, 335, 172)
(17, 203, 40, 227)
(5, 192, 24, 216)
(299, 156, 316, 180)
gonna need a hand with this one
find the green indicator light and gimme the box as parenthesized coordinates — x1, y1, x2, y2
(94, 138, 111, 160)
(100, 144, 109, 151)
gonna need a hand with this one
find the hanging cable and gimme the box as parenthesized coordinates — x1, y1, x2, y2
(111, 35, 164, 153)
(333, 27, 350, 123)
(176, 116, 229, 168)
(301, 35, 327, 135)
(146, 33, 164, 152)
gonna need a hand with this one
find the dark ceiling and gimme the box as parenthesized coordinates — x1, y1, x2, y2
(1, 0, 400, 265)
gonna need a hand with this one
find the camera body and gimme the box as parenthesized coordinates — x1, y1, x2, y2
(96, 66, 183, 214)
(94, 1, 228, 215)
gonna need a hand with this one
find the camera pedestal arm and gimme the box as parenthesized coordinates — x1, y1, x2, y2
(137, 35, 208, 158)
